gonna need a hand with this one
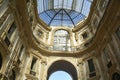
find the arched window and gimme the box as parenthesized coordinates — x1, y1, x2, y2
(54, 30, 70, 51)
(0, 53, 2, 69)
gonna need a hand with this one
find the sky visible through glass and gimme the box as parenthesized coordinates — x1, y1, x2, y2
(37, 0, 92, 27)
(49, 71, 72, 80)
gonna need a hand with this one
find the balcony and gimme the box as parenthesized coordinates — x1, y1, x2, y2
(33, 34, 92, 53)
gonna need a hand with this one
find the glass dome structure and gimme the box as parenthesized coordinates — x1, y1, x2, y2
(37, 0, 93, 27)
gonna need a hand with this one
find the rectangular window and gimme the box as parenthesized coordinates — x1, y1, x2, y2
(4, 36, 10, 46)
(87, 59, 96, 78)
(30, 57, 37, 76)
(82, 32, 88, 39)
(116, 27, 120, 40)
(7, 23, 16, 38)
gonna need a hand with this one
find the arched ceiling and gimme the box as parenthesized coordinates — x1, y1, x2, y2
(37, 0, 93, 27)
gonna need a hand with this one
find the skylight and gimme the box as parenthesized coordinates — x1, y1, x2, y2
(37, 0, 93, 27)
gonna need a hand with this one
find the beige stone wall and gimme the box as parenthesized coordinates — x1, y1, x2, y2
(0, 0, 120, 80)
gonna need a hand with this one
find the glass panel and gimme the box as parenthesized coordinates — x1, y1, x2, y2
(54, 30, 70, 51)
(82, 0, 91, 16)
(88, 59, 95, 72)
(37, 0, 93, 27)
(39, 12, 51, 24)
(75, 0, 84, 12)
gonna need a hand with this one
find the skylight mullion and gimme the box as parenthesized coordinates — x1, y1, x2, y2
(45, 11, 52, 19)
(80, 0, 85, 12)
(63, 9, 75, 26)
(38, 0, 92, 27)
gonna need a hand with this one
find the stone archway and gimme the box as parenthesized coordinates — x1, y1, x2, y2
(112, 72, 120, 80)
(47, 60, 78, 80)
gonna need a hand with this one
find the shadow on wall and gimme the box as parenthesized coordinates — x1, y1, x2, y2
(0, 53, 2, 70)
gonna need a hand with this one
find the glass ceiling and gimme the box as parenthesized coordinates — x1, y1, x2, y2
(37, 0, 93, 27)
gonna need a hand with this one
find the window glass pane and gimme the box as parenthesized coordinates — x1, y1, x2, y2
(54, 30, 70, 51)
(4, 36, 10, 46)
(82, 0, 91, 16)
(116, 27, 120, 40)
(7, 23, 16, 38)
(75, 0, 84, 12)
(88, 59, 95, 72)
(37, 0, 93, 27)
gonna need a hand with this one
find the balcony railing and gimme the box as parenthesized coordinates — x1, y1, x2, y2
(33, 35, 92, 53)
(89, 71, 96, 78)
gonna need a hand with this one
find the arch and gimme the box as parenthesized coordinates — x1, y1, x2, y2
(51, 27, 74, 46)
(0, 53, 2, 70)
(47, 60, 78, 80)
(112, 72, 120, 80)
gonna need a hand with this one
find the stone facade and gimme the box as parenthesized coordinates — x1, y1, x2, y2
(0, 0, 120, 80)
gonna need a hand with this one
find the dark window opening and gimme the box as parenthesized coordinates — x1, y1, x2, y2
(82, 32, 88, 39)
(84, 42, 90, 47)
(0, 53, 2, 69)
(4, 36, 10, 46)
(26, 0, 30, 3)
(30, 57, 37, 76)
(87, 59, 96, 78)
(7, 23, 16, 38)
(37, 30, 43, 37)
(116, 27, 120, 40)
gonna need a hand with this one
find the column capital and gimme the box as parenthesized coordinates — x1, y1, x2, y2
(41, 59, 47, 65)
(77, 58, 83, 66)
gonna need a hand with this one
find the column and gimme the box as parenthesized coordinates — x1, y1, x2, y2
(40, 59, 47, 80)
(77, 59, 83, 80)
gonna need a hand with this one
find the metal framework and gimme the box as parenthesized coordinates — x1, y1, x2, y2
(37, 0, 92, 27)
